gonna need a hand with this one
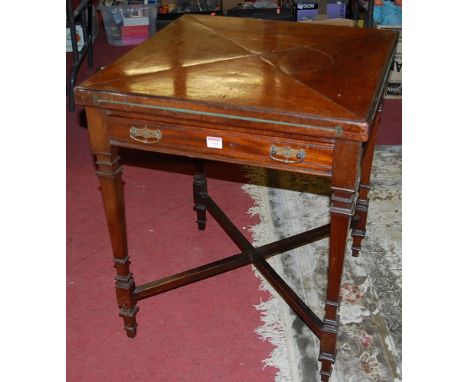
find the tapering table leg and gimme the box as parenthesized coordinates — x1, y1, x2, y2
(351, 106, 382, 257)
(319, 141, 361, 381)
(95, 148, 139, 338)
(86, 107, 139, 338)
(193, 159, 207, 230)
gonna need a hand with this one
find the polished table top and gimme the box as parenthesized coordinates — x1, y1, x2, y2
(76, 15, 397, 142)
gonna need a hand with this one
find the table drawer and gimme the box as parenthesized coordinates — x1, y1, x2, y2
(107, 116, 333, 175)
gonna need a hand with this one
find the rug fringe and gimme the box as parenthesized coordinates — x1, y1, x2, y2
(254, 298, 294, 382)
(241, 148, 402, 382)
(242, 169, 295, 382)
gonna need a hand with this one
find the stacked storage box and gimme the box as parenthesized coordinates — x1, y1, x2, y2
(97, 0, 159, 46)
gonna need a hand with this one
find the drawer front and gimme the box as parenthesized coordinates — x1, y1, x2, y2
(107, 116, 333, 176)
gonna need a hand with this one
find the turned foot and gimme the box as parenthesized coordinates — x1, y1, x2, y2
(319, 352, 335, 381)
(193, 202, 207, 230)
(119, 306, 140, 338)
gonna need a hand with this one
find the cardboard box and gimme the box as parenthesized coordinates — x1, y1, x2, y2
(97, 0, 158, 46)
(223, 0, 242, 14)
(378, 25, 402, 99)
(295, 1, 347, 21)
(66, 25, 84, 52)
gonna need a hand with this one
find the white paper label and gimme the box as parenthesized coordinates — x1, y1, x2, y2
(206, 136, 223, 149)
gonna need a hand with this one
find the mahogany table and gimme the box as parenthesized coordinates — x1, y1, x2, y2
(76, 15, 397, 381)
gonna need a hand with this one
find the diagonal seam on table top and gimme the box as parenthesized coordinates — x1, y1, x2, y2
(192, 14, 386, 52)
(79, 15, 384, 120)
(79, 14, 356, 118)
(188, 15, 361, 119)
(79, 54, 257, 88)
(81, 15, 256, 87)
(83, 54, 359, 121)
(188, 14, 303, 53)
(256, 54, 358, 120)
(81, 15, 389, 87)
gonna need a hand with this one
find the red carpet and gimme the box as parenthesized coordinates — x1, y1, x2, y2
(67, 109, 278, 381)
(67, 22, 401, 382)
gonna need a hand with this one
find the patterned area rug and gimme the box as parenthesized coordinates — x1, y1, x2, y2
(242, 146, 402, 382)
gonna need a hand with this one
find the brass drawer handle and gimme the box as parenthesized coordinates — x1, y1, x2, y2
(269, 145, 306, 164)
(129, 126, 163, 144)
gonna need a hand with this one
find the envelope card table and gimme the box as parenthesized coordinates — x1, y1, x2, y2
(75, 15, 397, 381)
